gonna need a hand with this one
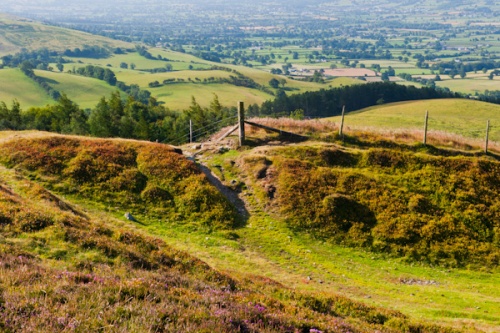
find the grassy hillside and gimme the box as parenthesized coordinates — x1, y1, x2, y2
(0, 68, 53, 107)
(327, 99, 500, 142)
(34, 70, 123, 109)
(435, 77, 500, 95)
(151, 83, 273, 111)
(0, 14, 132, 57)
(0, 131, 469, 333)
(194, 124, 500, 332)
(0, 134, 236, 229)
(240, 144, 500, 267)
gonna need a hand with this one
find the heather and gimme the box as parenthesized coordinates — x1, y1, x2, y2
(238, 143, 500, 268)
(0, 134, 461, 333)
(0, 131, 497, 332)
(0, 135, 236, 230)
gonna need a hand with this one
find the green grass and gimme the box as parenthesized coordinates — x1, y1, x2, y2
(160, 141, 500, 333)
(0, 14, 132, 57)
(114, 69, 234, 85)
(149, 47, 214, 64)
(327, 99, 500, 142)
(436, 77, 500, 95)
(70, 52, 214, 72)
(1, 131, 499, 332)
(0, 68, 53, 106)
(151, 83, 272, 110)
(34, 70, 122, 109)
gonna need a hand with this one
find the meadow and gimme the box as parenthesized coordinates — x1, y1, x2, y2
(35, 70, 122, 109)
(327, 99, 500, 144)
(0, 68, 52, 107)
(436, 76, 500, 95)
(0, 14, 131, 57)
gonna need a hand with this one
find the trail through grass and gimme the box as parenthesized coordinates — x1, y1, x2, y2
(125, 142, 500, 333)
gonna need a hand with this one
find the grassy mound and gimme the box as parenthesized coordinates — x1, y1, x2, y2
(0, 134, 464, 332)
(0, 135, 237, 230)
(239, 144, 500, 268)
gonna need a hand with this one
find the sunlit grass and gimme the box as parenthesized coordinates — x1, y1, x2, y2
(327, 98, 500, 143)
(0, 68, 53, 107)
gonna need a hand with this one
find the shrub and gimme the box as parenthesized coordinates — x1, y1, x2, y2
(140, 185, 174, 206)
(249, 144, 500, 267)
(0, 136, 237, 231)
(14, 209, 54, 232)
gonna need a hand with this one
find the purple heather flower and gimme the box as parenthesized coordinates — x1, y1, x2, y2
(310, 329, 323, 333)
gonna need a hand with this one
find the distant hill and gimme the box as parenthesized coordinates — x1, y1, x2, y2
(0, 13, 133, 57)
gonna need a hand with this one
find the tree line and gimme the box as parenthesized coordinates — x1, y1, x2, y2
(253, 82, 460, 118)
(72, 65, 117, 85)
(19, 61, 61, 100)
(0, 92, 235, 144)
(1, 48, 65, 68)
(0, 82, 483, 145)
(63, 46, 112, 58)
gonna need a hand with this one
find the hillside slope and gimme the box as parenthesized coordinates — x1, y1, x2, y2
(0, 130, 499, 332)
(0, 131, 463, 333)
(0, 68, 53, 107)
(0, 14, 132, 57)
(235, 142, 500, 267)
(327, 99, 500, 142)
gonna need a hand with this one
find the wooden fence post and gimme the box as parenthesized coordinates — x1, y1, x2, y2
(423, 110, 429, 145)
(238, 101, 245, 146)
(339, 105, 345, 138)
(485, 120, 490, 154)
(189, 119, 193, 143)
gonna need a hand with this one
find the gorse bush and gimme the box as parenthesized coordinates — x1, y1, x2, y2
(0, 136, 236, 229)
(242, 145, 500, 267)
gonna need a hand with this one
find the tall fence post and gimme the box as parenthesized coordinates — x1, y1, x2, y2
(189, 119, 193, 143)
(339, 105, 345, 139)
(238, 101, 245, 147)
(485, 120, 490, 154)
(423, 110, 429, 145)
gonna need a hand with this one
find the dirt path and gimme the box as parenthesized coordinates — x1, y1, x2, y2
(185, 145, 250, 222)
(196, 163, 249, 220)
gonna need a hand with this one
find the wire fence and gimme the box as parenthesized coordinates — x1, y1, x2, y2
(163, 108, 498, 154)
(164, 115, 238, 146)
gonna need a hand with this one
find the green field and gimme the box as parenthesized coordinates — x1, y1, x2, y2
(152, 83, 272, 110)
(0, 41, 330, 110)
(161, 211, 500, 332)
(34, 70, 123, 109)
(0, 68, 53, 106)
(71, 52, 213, 72)
(436, 77, 500, 94)
(328, 99, 500, 141)
(114, 69, 234, 85)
